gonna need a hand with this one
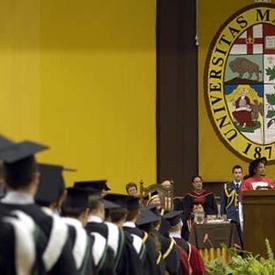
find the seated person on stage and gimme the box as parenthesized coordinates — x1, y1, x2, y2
(182, 176, 218, 216)
(181, 204, 206, 241)
(125, 182, 138, 197)
(241, 157, 275, 191)
(160, 179, 173, 190)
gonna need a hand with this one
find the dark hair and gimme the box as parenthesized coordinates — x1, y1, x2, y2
(192, 175, 202, 182)
(249, 158, 266, 177)
(232, 165, 242, 173)
(109, 208, 128, 223)
(126, 209, 139, 221)
(3, 156, 37, 189)
(125, 182, 137, 193)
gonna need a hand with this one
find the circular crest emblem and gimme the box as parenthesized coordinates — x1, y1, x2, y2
(205, 3, 275, 161)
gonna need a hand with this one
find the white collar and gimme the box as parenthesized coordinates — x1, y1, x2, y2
(234, 181, 241, 186)
(123, 221, 136, 228)
(41, 207, 60, 217)
(87, 215, 103, 223)
(2, 191, 34, 204)
(62, 217, 83, 228)
(169, 232, 181, 239)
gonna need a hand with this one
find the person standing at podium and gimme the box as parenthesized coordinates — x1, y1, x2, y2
(241, 158, 275, 191)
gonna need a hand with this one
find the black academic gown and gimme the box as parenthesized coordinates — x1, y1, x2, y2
(86, 220, 116, 275)
(0, 206, 47, 275)
(63, 218, 95, 275)
(123, 224, 158, 275)
(158, 233, 181, 275)
(0, 200, 77, 275)
(0, 219, 20, 275)
(116, 231, 143, 275)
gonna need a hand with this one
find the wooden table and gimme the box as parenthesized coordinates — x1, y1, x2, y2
(189, 223, 241, 262)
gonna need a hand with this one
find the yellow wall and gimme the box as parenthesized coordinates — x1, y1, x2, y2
(0, 0, 156, 193)
(198, 0, 275, 181)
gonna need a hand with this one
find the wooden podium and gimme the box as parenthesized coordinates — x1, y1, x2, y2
(242, 190, 275, 256)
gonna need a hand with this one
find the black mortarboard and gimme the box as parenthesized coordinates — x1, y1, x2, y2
(248, 157, 267, 177)
(0, 136, 14, 180)
(73, 186, 102, 198)
(144, 205, 161, 217)
(1, 141, 48, 187)
(0, 135, 14, 151)
(35, 164, 66, 205)
(103, 199, 120, 210)
(74, 180, 111, 191)
(0, 141, 48, 164)
(70, 186, 118, 209)
(104, 193, 140, 210)
(64, 187, 90, 208)
(104, 194, 128, 209)
(163, 210, 183, 226)
(136, 208, 160, 226)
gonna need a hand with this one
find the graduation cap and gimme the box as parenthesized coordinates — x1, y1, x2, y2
(0, 135, 14, 151)
(144, 205, 161, 217)
(136, 208, 160, 226)
(0, 135, 14, 179)
(248, 157, 267, 177)
(103, 199, 120, 210)
(104, 193, 140, 210)
(63, 187, 91, 208)
(74, 180, 111, 191)
(0, 141, 48, 164)
(1, 141, 49, 187)
(35, 163, 69, 206)
(72, 185, 102, 198)
(163, 210, 183, 227)
(70, 186, 117, 209)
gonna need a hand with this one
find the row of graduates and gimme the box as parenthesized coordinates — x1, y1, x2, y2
(0, 137, 205, 275)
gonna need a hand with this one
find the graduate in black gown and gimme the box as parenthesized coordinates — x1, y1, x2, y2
(0, 140, 77, 275)
(35, 164, 96, 275)
(119, 195, 158, 275)
(164, 210, 205, 275)
(136, 208, 166, 275)
(62, 187, 100, 275)
(82, 186, 116, 275)
(0, 206, 45, 275)
(145, 205, 181, 275)
(105, 193, 143, 275)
